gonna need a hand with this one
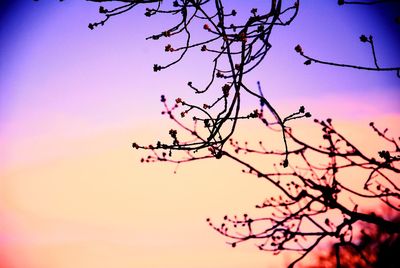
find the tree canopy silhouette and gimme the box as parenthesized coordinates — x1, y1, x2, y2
(300, 210, 400, 268)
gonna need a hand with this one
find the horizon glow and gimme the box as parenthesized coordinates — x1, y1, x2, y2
(0, 1, 399, 268)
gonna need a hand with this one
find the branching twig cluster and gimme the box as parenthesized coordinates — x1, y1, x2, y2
(87, 0, 307, 165)
(214, 118, 399, 267)
(136, 101, 399, 267)
(58, 1, 400, 267)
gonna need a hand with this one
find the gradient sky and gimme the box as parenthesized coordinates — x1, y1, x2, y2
(0, 1, 399, 268)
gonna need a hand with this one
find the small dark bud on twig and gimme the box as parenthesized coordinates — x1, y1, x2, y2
(294, 44, 303, 54)
(359, 35, 368, 43)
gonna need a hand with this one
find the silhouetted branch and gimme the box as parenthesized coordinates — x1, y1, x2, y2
(337, 0, 396, 5)
(134, 96, 399, 266)
(85, 0, 308, 164)
(70, 1, 400, 267)
(295, 35, 400, 78)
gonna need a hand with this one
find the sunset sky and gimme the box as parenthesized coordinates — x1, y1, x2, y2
(0, 1, 399, 268)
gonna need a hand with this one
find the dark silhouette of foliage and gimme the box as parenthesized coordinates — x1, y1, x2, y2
(54, 0, 400, 267)
(300, 211, 400, 268)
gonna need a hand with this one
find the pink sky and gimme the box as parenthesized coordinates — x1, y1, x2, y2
(0, 1, 399, 268)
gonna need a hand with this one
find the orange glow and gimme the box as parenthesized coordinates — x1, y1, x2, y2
(1, 114, 398, 267)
